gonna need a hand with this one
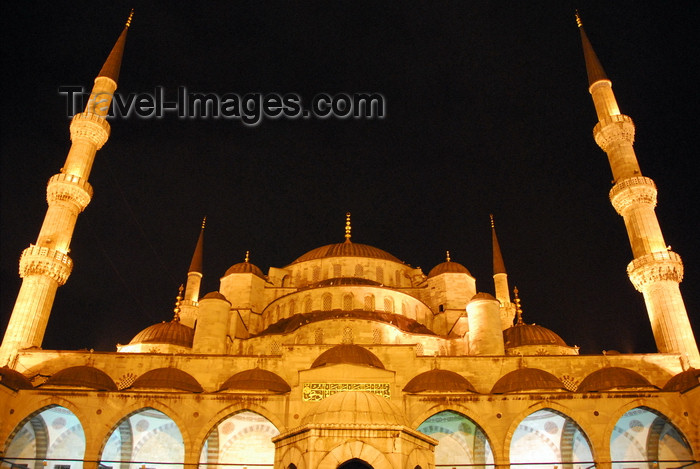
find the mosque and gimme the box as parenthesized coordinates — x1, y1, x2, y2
(0, 9, 698, 469)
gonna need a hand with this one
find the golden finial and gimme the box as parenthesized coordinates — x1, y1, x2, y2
(125, 9, 135, 28)
(345, 212, 352, 242)
(244, 250, 250, 263)
(173, 284, 183, 322)
(513, 286, 523, 325)
(575, 10, 583, 28)
(489, 213, 495, 229)
(201, 216, 207, 230)
(446, 250, 451, 262)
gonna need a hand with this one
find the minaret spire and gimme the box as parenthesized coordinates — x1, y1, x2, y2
(344, 212, 352, 243)
(181, 218, 206, 328)
(0, 12, 133, 366)
(578, 14, 699, 365)
(490, 214, 514, 329)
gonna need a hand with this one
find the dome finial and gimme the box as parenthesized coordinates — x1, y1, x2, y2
(173, 284, 183, 322)
(446, 250, 451, 262)
(513, 286, 523, 325)
(344, 212, 352, 243)
(126, 9, 135, 28)
(575, 10, 583, 28)
(201, 216, 207, 230)
(244, 250, 250, 263)
(490, 213, 495, 229)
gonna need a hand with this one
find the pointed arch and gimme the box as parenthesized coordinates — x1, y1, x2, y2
(417, 410, 494, 468)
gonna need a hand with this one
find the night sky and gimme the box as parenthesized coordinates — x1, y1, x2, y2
(1, 2, 698, 355)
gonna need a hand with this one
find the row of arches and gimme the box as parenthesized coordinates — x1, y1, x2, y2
(3, 405, 693, 469)
(291, 264, 409, 288)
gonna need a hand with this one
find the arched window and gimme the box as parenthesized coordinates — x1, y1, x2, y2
(354, 264, 363, 276)
(342, 327, 353, 344)
(315, 328, 324, 344)
(5, 406, 87, 469)
(610, 406, 693, 469)
(373, 328, 382, 344)
(395, 269, 402, 286)
(343, 293, 353, 310)
(303, 296, 312, 314)
(333, 264, 342, 277)
(384, 296, 394, 313)
(364, 295, 375, 311)
(288, 300, 296, 316)
(510, 408, 593, 469)
(322, 293, 332, 311)
(376, 266, 384, 283)
(418, 410, 494, 468)
(312, 266, 320, 282)
(200, 411, 279, 468)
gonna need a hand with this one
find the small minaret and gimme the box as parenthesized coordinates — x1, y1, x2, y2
(180, 218, 206, 328)
(491, 215, 515, 329)
(577, 13, 699, 365)
(0, 11, 134, 366)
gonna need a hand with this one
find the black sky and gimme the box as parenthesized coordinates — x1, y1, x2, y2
(1, 2, 698, 354)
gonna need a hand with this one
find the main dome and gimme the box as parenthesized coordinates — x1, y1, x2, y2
(290, 241, 402, 264)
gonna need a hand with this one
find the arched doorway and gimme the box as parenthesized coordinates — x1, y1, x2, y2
(417, 410, 494, 468)
(510, 408, 593, 469)
(100, 408, 184, 469)
(4, 406, 86, 469)
(611, 406, 693, 469)
(338, 459, 373, 469)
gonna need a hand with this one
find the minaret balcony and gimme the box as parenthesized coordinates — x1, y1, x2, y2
(70, 112, 111, 148)
(609, 176, 657, 215)
(46, 173, 94, 211)
(593, 114, 635, 151)
(627, 250, 684, 292)
(19, 245, 73, 285)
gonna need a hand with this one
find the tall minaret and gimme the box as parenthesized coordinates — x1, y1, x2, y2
(0, 12, 134, 366)
(180, 218, 206, 328)
(490, 215, 515, 329)
(577, 14, 699, 365)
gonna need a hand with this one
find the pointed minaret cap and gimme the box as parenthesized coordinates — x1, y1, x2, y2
(576, 11, 609, 87)
(188, 217, 205, 274)
(490, 214, 506, 275)
(97, 9, 134, 84)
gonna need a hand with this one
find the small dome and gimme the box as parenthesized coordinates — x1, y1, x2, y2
(403, 369, 478, 393)
(577, 367, 657, 392)
(42, 366, 117, 391)
(0, 367, 33, 390)
(220, 368, 291, 393)
(662, 368, 700, 392)
(301, 391, 406, 426)
(471, 292, 498, 301)
(130, 320, 194, 348)
(291, 242, 402, 264)
(503, 323, 568, 347)
(225, 261, 265, 278)
(130, 367, 203, 392)
(311, 344, 385, 369)
(428, 261, 471, 278)
(202, 291, 229, 301)
(491, 368, 566, 393)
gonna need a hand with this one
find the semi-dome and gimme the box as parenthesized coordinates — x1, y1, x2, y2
(301, 391, 406, 426)
(291, 241, 402, 264)
(577, 367, 657, 392)
(224, 261, 265, 278)
(311, 344, 384, 369)
(0, 367, 34, 390)
(403, 369, 478, 393)
(428, 261, 472, 278)
(491, 368, 566, 393)
(662, 368, 699, 392)
(219, 368, 291, 393)
(42, 366, 117, 391)
(130, 367, 203, 392)
(129, 320, 194, 348)
(503, 323, 568, 347)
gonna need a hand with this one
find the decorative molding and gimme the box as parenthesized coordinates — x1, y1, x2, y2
(302, 383, 391, 401)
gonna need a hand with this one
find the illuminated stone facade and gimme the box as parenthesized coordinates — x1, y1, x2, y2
(1, 13, 699, 469)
